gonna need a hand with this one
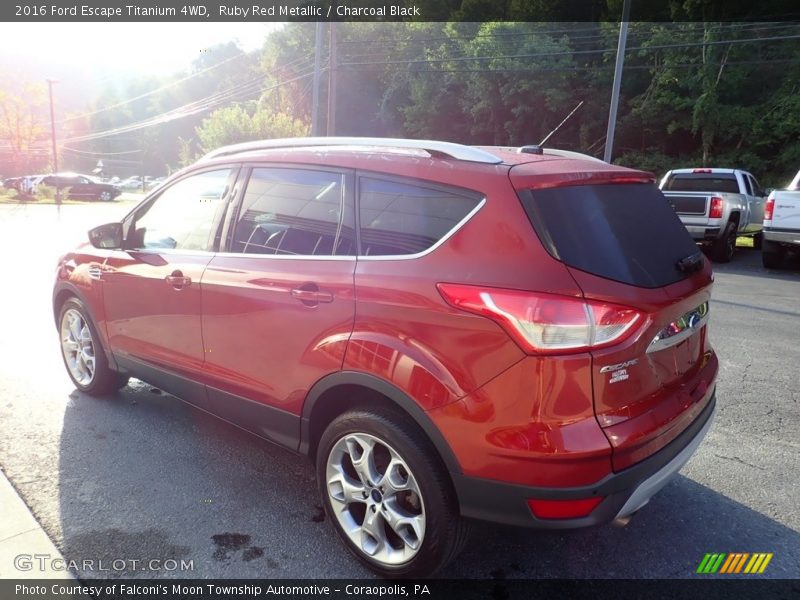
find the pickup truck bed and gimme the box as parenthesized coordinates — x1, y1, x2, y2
(762, 169, 800, 268)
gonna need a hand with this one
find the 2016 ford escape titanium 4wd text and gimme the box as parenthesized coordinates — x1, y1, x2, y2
(53, 138, 718, 577)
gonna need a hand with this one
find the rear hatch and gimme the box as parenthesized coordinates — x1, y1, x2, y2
(513, 176, 718, 471)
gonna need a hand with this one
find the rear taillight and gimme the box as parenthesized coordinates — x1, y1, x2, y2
(437, 283, 645, 354)
(764, 195, 775, 222)
(709, 197, 724, 219)
(692, 168, 712, 173)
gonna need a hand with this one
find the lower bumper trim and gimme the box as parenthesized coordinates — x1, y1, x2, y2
(453, 391, 716, 529)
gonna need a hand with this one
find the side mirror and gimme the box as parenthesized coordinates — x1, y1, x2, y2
(88, 222, 123, 249)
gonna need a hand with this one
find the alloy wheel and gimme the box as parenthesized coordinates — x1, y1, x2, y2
(325, 432, 426, 566)
(60, 308, 96, 386)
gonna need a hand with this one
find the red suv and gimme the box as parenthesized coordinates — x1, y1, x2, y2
(54, 138, 718, 577)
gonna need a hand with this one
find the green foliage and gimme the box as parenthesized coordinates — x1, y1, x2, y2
(196, 104, 309, 152)
(7, 16, 794, 185)
(35, 184, 57, 200)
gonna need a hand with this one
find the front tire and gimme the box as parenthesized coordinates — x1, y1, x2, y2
(98, 190, 112, 202)
(58, 298, 128, 395)
(316, 408, 469, 578)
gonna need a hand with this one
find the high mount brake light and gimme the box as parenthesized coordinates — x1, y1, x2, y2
(437, 284, 645, 354)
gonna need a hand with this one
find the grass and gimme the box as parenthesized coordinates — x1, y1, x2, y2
(736, 236, 755, 248)
(0, 189, 142, 205)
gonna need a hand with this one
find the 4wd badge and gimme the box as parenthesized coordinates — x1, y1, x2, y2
(600, 359, 638, 384)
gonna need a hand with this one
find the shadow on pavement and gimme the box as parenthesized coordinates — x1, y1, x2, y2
(57, 385, 800, 579)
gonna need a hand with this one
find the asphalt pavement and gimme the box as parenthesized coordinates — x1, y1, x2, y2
(0, 203, 797, 580)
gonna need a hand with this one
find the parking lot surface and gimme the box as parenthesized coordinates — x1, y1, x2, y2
(0, 203, 798, 579)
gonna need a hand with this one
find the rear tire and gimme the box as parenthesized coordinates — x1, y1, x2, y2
(316, 407, 469, 578)
(58, 298, 128, 395)
(761, 240, 785, 269)
(752, 232, 763, 250)
(710, 222, 737, 263)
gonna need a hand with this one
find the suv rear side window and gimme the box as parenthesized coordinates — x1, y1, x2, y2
(519, 183, 699, 288)
(663, 173, 739, 193)
(232, 168, 355, 256)
(358, 177, 482, 256)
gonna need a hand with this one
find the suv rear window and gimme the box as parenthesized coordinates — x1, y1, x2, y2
(519, 183, 699, 288)
(662, 173, 739, 193)
(358, 177, 482, 256)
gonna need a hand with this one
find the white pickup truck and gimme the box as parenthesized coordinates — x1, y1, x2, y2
(659, 168, 765, 262)
(762, 169, 800, 268)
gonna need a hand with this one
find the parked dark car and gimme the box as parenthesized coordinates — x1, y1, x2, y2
(53, 138, 718, 577)
(43, 173, 121, 201)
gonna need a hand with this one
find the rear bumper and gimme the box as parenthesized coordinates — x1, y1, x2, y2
(684, 225, 720, 241)
(453, 390, 716, 528)
(764, 228, 800, 246)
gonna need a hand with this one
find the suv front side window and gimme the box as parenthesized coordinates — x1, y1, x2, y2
(130, 168, 232, 251)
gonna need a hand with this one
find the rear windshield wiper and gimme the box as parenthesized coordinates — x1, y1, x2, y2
(676, 251, 704, 274)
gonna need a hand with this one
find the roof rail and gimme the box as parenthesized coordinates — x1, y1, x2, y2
(201, 137, 503, 164)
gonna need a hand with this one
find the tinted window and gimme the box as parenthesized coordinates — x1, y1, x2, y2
(519, 183, 699, 288)
(132, 169, 231, 251)
(232, 168, 354, 256)
(742, 174, 753, 195)
(663, 174, 739, 193)
(358, 177, 482, 256)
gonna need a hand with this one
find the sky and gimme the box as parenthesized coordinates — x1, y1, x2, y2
(0, 22, 278, 77)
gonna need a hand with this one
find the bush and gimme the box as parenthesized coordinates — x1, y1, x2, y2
(35, 184, 57, 200)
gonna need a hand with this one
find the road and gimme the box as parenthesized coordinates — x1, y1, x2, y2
(0, 203, 798, 579)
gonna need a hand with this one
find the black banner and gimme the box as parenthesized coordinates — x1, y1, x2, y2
(3, 579, 800, 600)
(3, 0, 800, 22)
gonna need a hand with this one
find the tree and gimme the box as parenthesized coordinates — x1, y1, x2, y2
(195, 104, 309, 152)
(0, 81, 49, 175)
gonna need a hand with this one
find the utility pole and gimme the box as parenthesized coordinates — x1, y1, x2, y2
(603, 0, 631, 164)
(311, 22, 324, 136)
(46, 78, 60, 204)
(327, 21, 337, 136)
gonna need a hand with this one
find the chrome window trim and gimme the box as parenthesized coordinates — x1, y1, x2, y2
(213, 252, 357, 261)
(213, 197, 486, 262)
(357, 197, 486, 261)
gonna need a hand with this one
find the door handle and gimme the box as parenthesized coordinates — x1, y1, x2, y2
(166, 271, 192, 289)
(291, 286, 334, 305)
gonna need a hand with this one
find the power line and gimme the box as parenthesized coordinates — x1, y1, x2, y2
(57, 51, 255, 125)
(339, 33, 800, 67)
(61, 146, 141, 155)
(58, 70, 315, 145)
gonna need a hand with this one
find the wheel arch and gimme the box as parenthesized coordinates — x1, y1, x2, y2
(52, 282, 119, 371)
(299, 371, 462, 476)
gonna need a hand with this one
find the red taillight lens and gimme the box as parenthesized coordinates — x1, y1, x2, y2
(764, 195, 775, 221)
(709, 197, 724, 219)
(528, 497, 604, 520)
(437, 284, 644, 354)
(692, 168, 712, 173)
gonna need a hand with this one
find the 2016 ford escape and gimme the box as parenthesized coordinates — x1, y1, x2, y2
(53, 138, 718, 577)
